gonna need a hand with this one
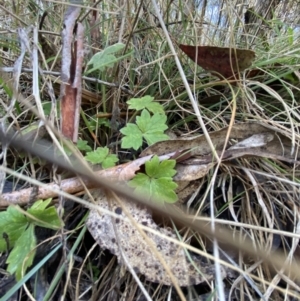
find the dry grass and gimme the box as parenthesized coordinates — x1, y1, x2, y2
(1, 0, 300, 300)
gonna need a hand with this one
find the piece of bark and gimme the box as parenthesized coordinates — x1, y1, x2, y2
(86, 189, 226, 286)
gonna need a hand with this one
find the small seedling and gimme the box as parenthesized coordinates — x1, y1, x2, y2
(85, 146, 119, 168)
(127, 95, 165, 114)
(120, 109, 169, 150)
(128, 155, 178, 203)
(0, 199, 62, 280)
(77, 139, 92, 152)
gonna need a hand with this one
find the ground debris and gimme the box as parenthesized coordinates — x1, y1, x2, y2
(86, 189, 226, 286)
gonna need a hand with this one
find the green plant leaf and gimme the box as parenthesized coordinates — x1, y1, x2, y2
(27, 199, 62, 230)
(287, 27, 294, 45)
(136, 109, 168, 132)
(0, 206, 28, 251)
(120, 123, 143, 150)
(29, 198, 52, 211)
(136, 110, 169, 145)
(0, 77, 13, 98)
(42, 101, 60, 116)
(102, 156, 119, 169)
(127, 96, 164, 114)
(87, 43, 125, 68)
(83, 115, 110, 131)
(0, 200, 62, 281)
(85, 147, 119, 168)
(85, 43, 133, 74)
(120, 109, 169, 150)
(6, 223, 36, 281)
(152, 178, 178, 202)
(128, 156, 178, 203)
(145, 155, 177, 178)
(77, 139, 92, 152)
(143, 131, 170, 146)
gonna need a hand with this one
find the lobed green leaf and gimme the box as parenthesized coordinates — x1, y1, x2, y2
(6, 223, 36, 281)
(127, 96, 164, 114)
(128, 156, 178, 203)
(85, 147, 119, 168)
(27, 199, 62, 230)
(121, 110, 169, 150)
(0, 206, 28, 251)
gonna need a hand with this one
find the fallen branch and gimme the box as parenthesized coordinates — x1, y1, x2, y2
(0, 153, 174, 206)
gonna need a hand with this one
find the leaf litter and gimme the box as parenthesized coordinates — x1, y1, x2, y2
(179, 44, 255, 79)
(85, 121, 300, 287)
